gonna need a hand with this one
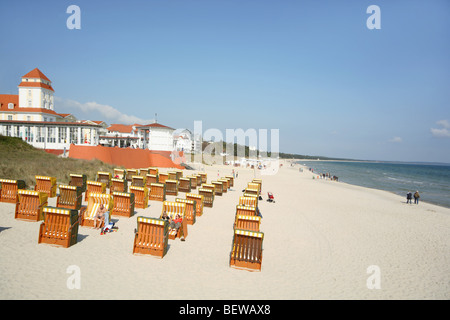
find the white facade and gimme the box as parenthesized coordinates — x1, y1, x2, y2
(137, 123, 175, 152)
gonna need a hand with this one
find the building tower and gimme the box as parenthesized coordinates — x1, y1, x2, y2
(18, 68, 54, 110)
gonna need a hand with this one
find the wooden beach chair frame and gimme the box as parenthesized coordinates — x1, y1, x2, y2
(111, 192, 135, 217)
(198, 188, 214, 208)
(229, 229, 264, 272)
(178, 178, 191, 193)
(165, 179, 178, 196)
(175, 198, 196, 225)
(56, 185, 82, 210)
(239, 195, 258, 208)
(15, 190, 48, 221)
(38, 206, 79, 248)
(212, 181, 223, 196)
(133, 216, 169, 258)
(234, 214, 261, 232)
(0, 179, 26, 203)
(35, 175, 57, 198)
(131, 175, 146, 188)
(158, 172, 169, 184)
(129, 186, 149, 209)
(186, 193, 204, 217)
(145, 174, 158, 188)
(69, 174, 87, 192)
(97, 171, 112, 189)
(110, 177, 128, 193)
(113, 168, 126, 180)
(79, 192, 113, 228)
(149, 183, 166, 202)
(85, 181, 106, 202)
(126, 169, 139, 181)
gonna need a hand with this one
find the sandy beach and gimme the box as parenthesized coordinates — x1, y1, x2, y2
(1, 160, 449, 300)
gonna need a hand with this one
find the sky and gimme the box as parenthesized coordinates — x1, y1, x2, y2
(1, 0, 449, 163)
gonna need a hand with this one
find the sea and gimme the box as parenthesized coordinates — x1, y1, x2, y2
(297, 161, 450, 209)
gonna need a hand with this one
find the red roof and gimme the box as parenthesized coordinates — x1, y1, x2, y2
(107, 123, 142, 133)
(0, 94, 19, 108)
(22, 68, 51, 82)
(136, 122, 174, 130)
(18, 81, 54, 92)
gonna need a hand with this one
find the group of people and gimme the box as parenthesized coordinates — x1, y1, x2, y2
(406, 191, 420, 204)
(161, 211, 185, 241)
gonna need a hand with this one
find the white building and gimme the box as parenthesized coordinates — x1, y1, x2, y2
(136, 122, 175, 152)
(174, 129, 202, 154)
(100, 123, 141, 148)
(0, 68, 103, 154)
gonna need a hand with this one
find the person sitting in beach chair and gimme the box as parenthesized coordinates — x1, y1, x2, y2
(93, 204, 108, 230)
(168, 214, 185, 241)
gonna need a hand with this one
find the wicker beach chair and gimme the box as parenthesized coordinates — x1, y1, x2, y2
(149, 183, 166, 202)
(56, 185, 82, 210)
(229, 229, 264, 272)
(38, 206, 79, 248)
(113, 168, 126, 180)
(131, 175, 146, 188)
(35, 175, 57, 198)
(212, 181, 223, 196)
(186, 193, 204, 217)
(133, 216, 169, 258)
(175, 198, 196, 225)
(198, 188, 214, 208)
(79, 192, 113, 228)
(69, 174, 87, 192)
(234, 214, 261, 232)
(145, 174, 158, 188)
(0, 178, 26, 203)
(111, 192, 135, 217)
(85, 181, 106, 202)
(97, 171, 111, 188)
(110, 177, 128, 193)
(15, 190, 48, 221)
(165, 179, 178, 196)
(126, 169, 139, 182)
(187, 176, 197, 190)
(129, 186, 149, 209)
(161, 201, 188, 240)
(158, 172, 169, 184)
(236, 204, 257, 217)
(239, 195, 258, 208)
(178, 178, 191, 193)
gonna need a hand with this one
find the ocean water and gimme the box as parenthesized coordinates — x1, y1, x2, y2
(298, 161, 450, 209)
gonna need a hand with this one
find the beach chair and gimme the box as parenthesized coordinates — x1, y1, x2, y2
(198, 188, 214, 208)
(145, 174, 158, 188)
(168, 171, 178, 181)
(199, 173, 207, 184)
(186, 193, 204, 217)
(149, 183, 166, 202)
(110, 177, 128, 193)
(178, 178, 191, 193)
(148, 167, 159, 176)
(56, 185, 82, 210)
(267, 192, 275, 203)
(234, 215, 261, 232)
(229, 229, 264, 272)
(15, 190, 48, 221)
(252, 179, 262, 191)
(139, 168, 149, 177)
(35, 175, 57, 198)
(175, 170, 183, 180)
(79, 193, 113, 228)
(201, 183, 215, 193)
(0, 179, 26, 203)
(218, 179, 228, 193)
(243, 188, 259, 198)
(212, 181, 223, 196)
(111, 192, 135, 217)
(126, 169, 139, 181)
(248, 182, 261, 194)
(161, 201, 188, 240)
(158, 172, 169, 184)
(165, 179, 178, 196)
(175, 198, 196, 225)
(195, 174, 202, 188)
(239, 195, 258, 208)
(187, 176, 197, 190)
(225, 175, 234, 187)
(38, 206, 79, 248)
(85, 181, 106, 202)
(236, 204, 257, 217)
(131, 175, 146, 188)
(129, 186, 149, 209)
(69, 174, 87, 192)
(113, 168, 126, 179)
(97, 171, 112, 188)
(133, 217, 169, 258)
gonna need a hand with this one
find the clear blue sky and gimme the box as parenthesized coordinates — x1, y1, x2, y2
(1, 0, 449, 162)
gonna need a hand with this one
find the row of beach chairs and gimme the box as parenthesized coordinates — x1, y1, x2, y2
(229, 179, 265, 272)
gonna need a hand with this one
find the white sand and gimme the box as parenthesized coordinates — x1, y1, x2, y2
(1, 161, 449, 299)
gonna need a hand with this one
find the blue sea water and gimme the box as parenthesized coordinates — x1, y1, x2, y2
(298, 161, 450, 209)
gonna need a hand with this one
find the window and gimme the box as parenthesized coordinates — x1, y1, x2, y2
(47, 127, 56, 143)
(59, 127, 67, 143)
(36, 127, 45, 143)
(70, 127, 78, 144)
(8, 103, 14, 109)
(27, 116, 31, 121)
(8, 115, 12, 120)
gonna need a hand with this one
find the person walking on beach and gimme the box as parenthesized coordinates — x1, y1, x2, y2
(414, 191, 420, 204)
(406, 191, 413, 204)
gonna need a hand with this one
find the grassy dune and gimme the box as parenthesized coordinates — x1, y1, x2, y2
(0, 135, 120, 188)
